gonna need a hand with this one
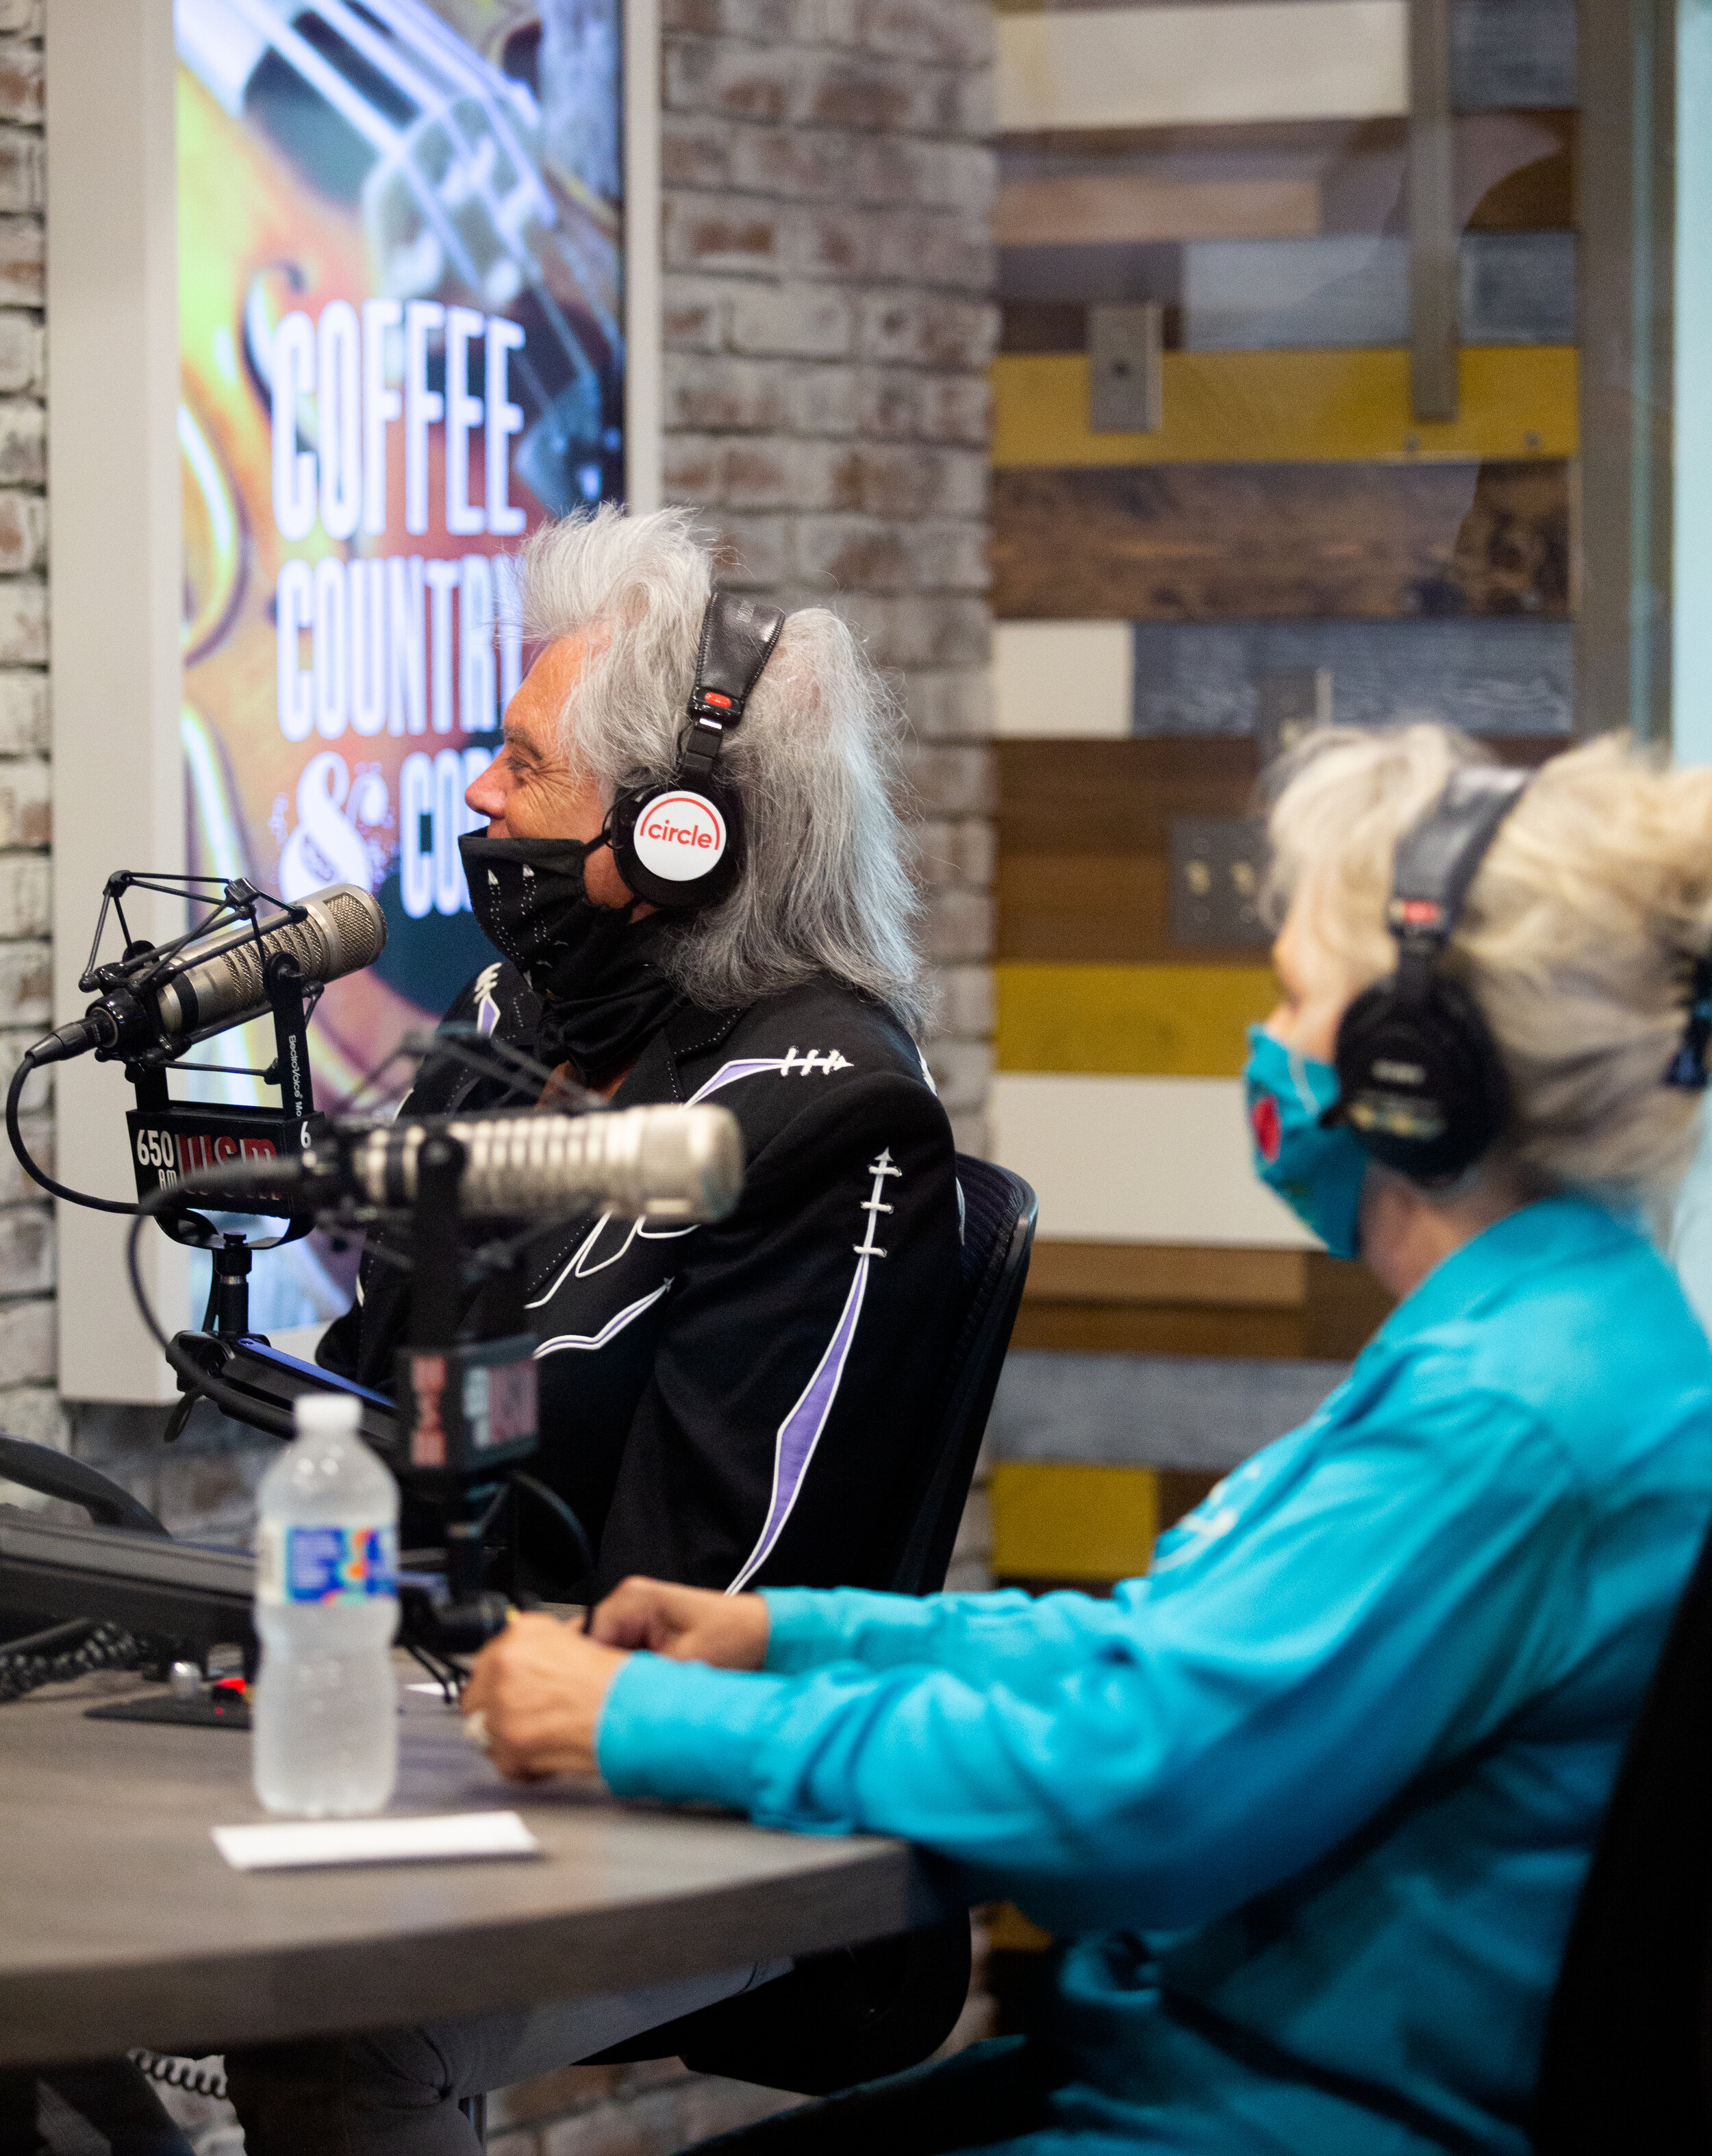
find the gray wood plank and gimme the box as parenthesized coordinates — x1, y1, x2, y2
(1452, 0, 1577, 110)
(1129, 618, 1573, 736)
(1181, 234, 1574, 348)
(990, 1350, 1350, 1473)
(0, 1677, 938, 2070)
(998, 236, 1576, 346)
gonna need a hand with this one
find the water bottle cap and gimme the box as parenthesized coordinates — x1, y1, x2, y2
(294, 1389, 362, 1440)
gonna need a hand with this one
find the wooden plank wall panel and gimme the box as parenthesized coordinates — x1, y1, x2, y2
(992, 1073, 1313, 1243)
(1127, 619, 1572, 734)
(995, 3, 1409, 134)
(996, 174, 1323, 246)
(992, 348, 1578, 466)
(992, 462, 1571, 621)
(1177, 232, 1574, 350)
(997, 962, 1276, 1074)
(1450, 0, 1576, 110)
(990, 1341, 1354, 1468)
(1014, 1240, 1395, 1359)
(996, 736, 1565, 962)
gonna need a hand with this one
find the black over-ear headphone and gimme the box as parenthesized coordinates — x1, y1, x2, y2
(606, 592, 787, 912)
(1330, 765, 1528, 1185)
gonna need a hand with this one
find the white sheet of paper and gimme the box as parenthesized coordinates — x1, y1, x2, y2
(212, 1811, 542, 1872)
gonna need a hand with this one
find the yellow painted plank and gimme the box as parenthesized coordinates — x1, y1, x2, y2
(992, 347, 1578, 468)
(987, 1903, 1055, 1953)
(998, 962, 1278, 1077)
(991, 1462, 1160, 1581)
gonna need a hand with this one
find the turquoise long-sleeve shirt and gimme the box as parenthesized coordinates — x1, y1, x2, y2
(597, 1198, 1712, 2154)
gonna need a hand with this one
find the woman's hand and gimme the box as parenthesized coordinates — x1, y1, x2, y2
(590, 1576, 770, 1670)
(461, 1612, 629, 1781)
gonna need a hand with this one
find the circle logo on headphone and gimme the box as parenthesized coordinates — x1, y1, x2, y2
(633, 790, 728, 882)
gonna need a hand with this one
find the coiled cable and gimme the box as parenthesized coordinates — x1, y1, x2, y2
(127, 2051, 229, 2101)
(0, 1618, 153, 1704)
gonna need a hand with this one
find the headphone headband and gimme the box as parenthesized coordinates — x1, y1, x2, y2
(681, 594, 788, 784)
(1387, 767, 1528, 965)
(1331, 762, 1530, 1186)
(606, 592, 788, 912)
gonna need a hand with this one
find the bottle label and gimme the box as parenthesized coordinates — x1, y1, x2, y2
(255, 1522, 397, 1606)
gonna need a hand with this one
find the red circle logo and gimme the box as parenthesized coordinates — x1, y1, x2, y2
(633, 790, 727, 881)
(1250, 1092, 1282, 1165)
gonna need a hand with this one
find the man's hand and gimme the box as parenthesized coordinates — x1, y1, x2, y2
(590, 1576, 769, 1670)
(462, 1612, 629, 1781)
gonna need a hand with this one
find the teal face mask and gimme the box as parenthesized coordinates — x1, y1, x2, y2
(1244, 1026, 1368, 1261)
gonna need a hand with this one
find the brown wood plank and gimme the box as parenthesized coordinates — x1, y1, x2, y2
(992, 463, 1570, 623)
(998, 738, 1257, 962)
(1011, 1253, 1392, 1359)
(1303, 1251, 1398, 1358)
(997, 853, 1179, 963)
(1024, 1239, 1308, 1307)
(1011, 1303, 1318, 1357)
(1000, 738, 1261, 852)
(996, 736, 1568, 962)
(996, 173, 1322, 246)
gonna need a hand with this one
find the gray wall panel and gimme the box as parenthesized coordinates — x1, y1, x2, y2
(990, 1349, 1351, 1473)
(1452, 0, 1577, 109)
(1130, 618, 1574, 736)
(1182, 234, 1574, 350)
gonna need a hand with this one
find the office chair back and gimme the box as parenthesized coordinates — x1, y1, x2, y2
(593, 1155, 1038, 2100)
(872, 1153, 1039, 1595)
(1533, 1506, 1712, 2153)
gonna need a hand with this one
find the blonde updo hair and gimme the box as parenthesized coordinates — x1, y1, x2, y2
(1266, 723, 1712, 1212)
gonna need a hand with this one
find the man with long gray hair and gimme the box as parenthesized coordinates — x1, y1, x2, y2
(315, 505, 960, 1602)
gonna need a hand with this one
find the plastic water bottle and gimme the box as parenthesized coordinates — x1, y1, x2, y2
(253, 1391, 399, 1816)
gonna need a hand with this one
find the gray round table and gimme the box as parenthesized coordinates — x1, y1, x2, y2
(0, 1668, 942, 2070)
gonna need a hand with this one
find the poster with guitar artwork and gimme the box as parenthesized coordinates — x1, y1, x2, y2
(175, 0, 625, 1324)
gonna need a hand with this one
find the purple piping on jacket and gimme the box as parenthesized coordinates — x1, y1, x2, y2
(726, 1258, 871, 1593)
(688, 1057, 790, 1103)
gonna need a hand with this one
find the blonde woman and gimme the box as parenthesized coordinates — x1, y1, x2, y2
(477, 727, 1712, 2154)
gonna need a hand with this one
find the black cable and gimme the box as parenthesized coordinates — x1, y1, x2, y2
(0, 1616, 97, 1657)
(128, 2052, 228, 2102)
(0, 1618, 151, 1704)
(404, 1639, 468, 1704)
(7, 1050, 144, 1214)
(126, 1172, 300, 1440)
(511, 1470, 595, 1580)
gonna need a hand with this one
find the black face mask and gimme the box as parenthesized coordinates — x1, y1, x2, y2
(460, 833, 683, 1088)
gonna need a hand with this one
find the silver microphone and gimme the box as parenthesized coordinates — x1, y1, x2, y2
(34, 884, 387, 1064)
(154, 885, 386, 1036)
(342, 1104, 744, 1223)
(171, 1103, 746, 1225)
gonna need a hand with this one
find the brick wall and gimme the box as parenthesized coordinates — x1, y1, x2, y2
(0, 0, 54, 1473)
(657, 0, 998, 1150)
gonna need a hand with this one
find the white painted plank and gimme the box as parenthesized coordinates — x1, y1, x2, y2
(994, 621, 1133, 738)
(990, 1073, 1318, 1248)
(996, 2, 1408, 133)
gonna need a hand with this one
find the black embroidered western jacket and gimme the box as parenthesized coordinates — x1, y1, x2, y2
(318, 962, 961, 1596)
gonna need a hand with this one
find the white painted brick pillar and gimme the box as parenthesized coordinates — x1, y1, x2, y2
(0, 1, 56, 1461)
(657, 0, 998, 1150)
